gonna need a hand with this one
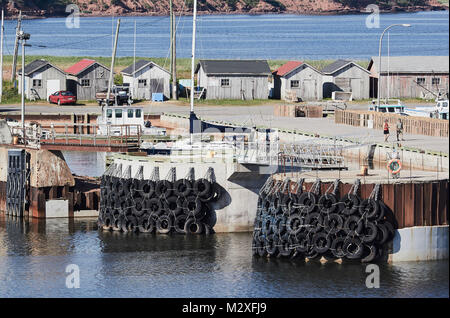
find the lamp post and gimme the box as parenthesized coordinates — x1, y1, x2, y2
(377, 24, 410, 107)
(18, 31, 30, 143)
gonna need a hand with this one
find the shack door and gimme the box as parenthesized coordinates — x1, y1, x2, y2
(47, 79, 60, 99)
(6, 150, 26, 217)
(150, 79, 164, 96)
(302, 79, 317, 100)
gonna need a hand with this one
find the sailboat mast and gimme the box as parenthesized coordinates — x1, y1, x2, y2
(190, 0, 197, 114)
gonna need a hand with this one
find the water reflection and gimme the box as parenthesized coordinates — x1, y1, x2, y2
(0, 215, 448, 297)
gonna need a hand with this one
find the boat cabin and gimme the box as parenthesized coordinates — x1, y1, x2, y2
(369, 99, 405, 114)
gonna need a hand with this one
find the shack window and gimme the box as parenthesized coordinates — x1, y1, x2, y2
(416, 78, 426, 85)
(128, 109, 134, 118)
(81, 79, 90, 87)
(135, 109, 142, 118)
(138, 79, 147, 88)
(290, 80, 299, 88)
(32, 79, 42, 87)
(432, 78, 441, 85)
(221, 79, 230, 87)
(115, 109, 122, 118)
(106, 109, 112, 118)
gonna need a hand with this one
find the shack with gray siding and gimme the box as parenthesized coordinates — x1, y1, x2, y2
(195, 60, 270, 100)
(18, 59, 67, 100)
(368, 56, 449, 99)
(65, 59, 111, 101)
(321, 60, 370, 100)
(121, 60, 170, 100)
(272, 61, 323, 101)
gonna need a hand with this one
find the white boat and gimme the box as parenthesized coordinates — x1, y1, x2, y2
(368, 99, 406, 114)
(403, 99, 449, 120)
(97, 104, 167, 136)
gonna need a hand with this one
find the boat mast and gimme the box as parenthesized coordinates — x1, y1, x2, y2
(189, 0, 198, 143)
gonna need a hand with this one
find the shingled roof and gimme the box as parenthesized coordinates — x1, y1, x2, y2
(321, 59, 370, 75)
(65, 59, 106, 76)
(196, 60, 271, 76)
(19, 59, 64, 76)
(272, 61, 303, 77)
(121, 59, 169, 76)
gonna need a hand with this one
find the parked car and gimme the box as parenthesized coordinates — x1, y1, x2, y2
(49, 91, 77, 105)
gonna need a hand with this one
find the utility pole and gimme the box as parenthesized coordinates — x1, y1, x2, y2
(132, 20, 136, 101)
(170, 0, 173, 78)
(172, 4, 178, 100)
(0, 10, 4, 102)
(11, 11, 22, 85)
(106, 19, 120, 107)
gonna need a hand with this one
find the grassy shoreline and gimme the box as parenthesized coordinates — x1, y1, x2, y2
(2, 55, 370, 80)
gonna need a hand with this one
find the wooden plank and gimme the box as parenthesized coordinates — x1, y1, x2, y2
(404, 183, 415, 227)
(394, 183, 404, 229)
(423, 182, 432, 226)
(431, 182, 438, 226)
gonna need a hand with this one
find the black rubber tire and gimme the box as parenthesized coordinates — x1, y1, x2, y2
(280, 194, 292, 214)
(121, 179, 133, 197)
(163, 195, 183, 216)
(278, 234, 293, 257)
(183, 196, 203, 217)
(262, 217, 273, 235)
(138, 215, 155, 233)
(203, 223, 214, 235)
(124, 215, 138, 233)
(318, 193, 338, 214)
(209, 182, 222, 202)
(131, 197, 146, 217)
(323, 213, 344, 234)
(139, 180, 155, 199)
(265, 234, 278, 257)
(359, 199, 380, 220)
(173, 179, 192, 197)
(312, 232, 332, 254)
(147, 197, 163, 216)
(361, 221, 378, 243)
(156, 215, 173, 234)
(376, 223, 389, 245)
(184, 217, 204, 234)
(361, 244, 378, 263)
(344, 215, 364, 236)
(375, 200, 386, 222)
(193, 178, 212, 198)
(102, 212, 113, 230)
(174, 214, 187, 234)
(155, 180, 173, 198)
(295, 232, 311, 253)
(271, 195, 282, 215)
(286, 213, 304, 235)
(344, 237, 365, 259)
(304, 212, 323, 233)
(297, 192, 318, 213)
(340, 194, 360, 216)
(305, 246, 320, 260)
(256, 238, 267, 257)
(330, 236, 347, 258)
(384, 221, 395, 240)
(271, 215, 286, 235)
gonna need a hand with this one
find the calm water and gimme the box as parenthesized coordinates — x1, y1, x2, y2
(4, 11, 448, 59)
(0, 216, 448, 298)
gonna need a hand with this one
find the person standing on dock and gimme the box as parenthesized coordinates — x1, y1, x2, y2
(383, 119, 390, 142)
(396, 118, 404, 141)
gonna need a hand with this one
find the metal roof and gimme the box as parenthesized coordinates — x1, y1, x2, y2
(272, 61, 303, 77)
(196, 60, 271, 76)
(369, 56, 449, 74)
(65, 59, 100, 76)
(121, 59, 169, 76)
(19, 59, 64, 76)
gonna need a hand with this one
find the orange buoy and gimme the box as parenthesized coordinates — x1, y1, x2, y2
(387, 159, 402, 175)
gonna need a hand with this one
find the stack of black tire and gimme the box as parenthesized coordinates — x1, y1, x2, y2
(252, 179, 397, 263)
(98, 175, 221, 234)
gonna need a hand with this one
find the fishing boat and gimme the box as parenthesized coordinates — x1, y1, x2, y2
(368, 99, 406, 114)
(403, 98, 449, 120)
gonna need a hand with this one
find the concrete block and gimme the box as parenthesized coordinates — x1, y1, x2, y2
(389, 225, 449, 262)
(45, 199, 69, 218)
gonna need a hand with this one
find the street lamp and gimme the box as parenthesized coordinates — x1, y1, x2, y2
(18, 31, 30, 143)
(377, 24, 410, 107)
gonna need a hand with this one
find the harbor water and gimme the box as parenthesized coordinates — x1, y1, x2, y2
(6, 11, 449, 59)
(0, 216, 448, 298)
